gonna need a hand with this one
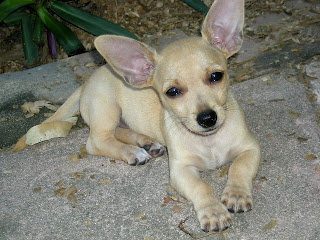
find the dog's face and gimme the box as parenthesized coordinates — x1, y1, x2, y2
(94, 0, 244, 136)
(153, 37, 230, 135)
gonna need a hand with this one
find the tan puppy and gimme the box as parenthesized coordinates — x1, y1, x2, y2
(15, 0, 261, 232)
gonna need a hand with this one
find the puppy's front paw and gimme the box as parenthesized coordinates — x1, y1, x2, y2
(128, 148, 152, 166)
(197, 203, 232, 232)
(143, 142, 166, 157)
(221, 185, 253, 213)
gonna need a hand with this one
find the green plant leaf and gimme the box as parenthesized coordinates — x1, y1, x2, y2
(180, 0, 208, 15)
(21, 14, 39, 64)
(0, 0, 35, 22)
(32, 15, 44, 43)
(50, 1, 138, 39)
(3, 9, 30, 26)
(36, 6, 84, 55)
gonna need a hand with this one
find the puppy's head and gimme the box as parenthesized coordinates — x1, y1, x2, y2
(95, 0, 244, 136)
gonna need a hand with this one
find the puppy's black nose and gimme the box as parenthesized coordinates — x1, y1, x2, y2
(197, 109, 217, 129)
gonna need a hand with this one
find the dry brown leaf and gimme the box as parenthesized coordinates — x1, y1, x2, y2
(100, 179, 110, 184)
(79, 144, 88, 158)
(83, 221, 91, 226)
(315, 165, 320, 171)
(72, 172, 85, 180)
(262, 220, 277, 231)
(68, 154, 81, 163)
(55, 180, 64, 187)
(219, 166, 229, 177)
(259, 176, 267, 182)
(134, 212, 145, 219)
(173, 205, 181, 213)
(24, 113, 35, 118)
(55, 187, 67, 196)
(297, 136, 309, 142)
(21, 100, 54, 114)
(45, 104, 60, 111)
(63, 185, 77, 197)
(33, 187, 41, 192)
(277, 176, 283, 181)
(287, 110, 301, 119)
(67, 194, 78, 203)
(305, 153, 317, 161)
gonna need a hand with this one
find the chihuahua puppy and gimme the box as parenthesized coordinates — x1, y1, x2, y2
(15, 0, 261, 232)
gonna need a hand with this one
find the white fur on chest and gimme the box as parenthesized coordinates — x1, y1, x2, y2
(164, 108, 245, 171)
(181, 126, 236, 169)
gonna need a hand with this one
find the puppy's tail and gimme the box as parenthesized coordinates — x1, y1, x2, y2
(13, 86, 82, 152)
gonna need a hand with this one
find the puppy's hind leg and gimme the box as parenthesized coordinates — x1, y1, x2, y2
(85, 100, 152, 166)
(114, 127, 166, 158)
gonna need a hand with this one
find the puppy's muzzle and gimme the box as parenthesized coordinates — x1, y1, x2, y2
(196, 109, 217, 129)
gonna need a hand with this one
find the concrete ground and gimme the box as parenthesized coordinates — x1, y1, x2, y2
(1, 1, 320, 239)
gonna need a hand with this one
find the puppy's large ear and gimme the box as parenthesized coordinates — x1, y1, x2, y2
(201, 0, 244, 58)
(94, 35, 157, 88)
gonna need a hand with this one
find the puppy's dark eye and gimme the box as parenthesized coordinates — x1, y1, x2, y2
(210, 72, 223, 83)
(165, 87, 182, 98)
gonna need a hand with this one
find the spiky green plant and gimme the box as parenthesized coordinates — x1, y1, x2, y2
(0, 0, 137, 64)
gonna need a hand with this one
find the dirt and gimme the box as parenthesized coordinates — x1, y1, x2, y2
(2, 0, 319, 74)
(0, 0, 205, 73)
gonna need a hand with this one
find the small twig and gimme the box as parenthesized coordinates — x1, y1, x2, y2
(178, 218, 229, 239)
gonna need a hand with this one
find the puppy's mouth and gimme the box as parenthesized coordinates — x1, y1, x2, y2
(182, 123, 219, 136)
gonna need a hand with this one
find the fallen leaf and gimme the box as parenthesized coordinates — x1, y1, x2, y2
(69, 154, 81, 163)
(21, 100, 54, 114)
(268, 98, 285, 103)
(55, 180, 64, 187)
(315, 165, 320, 171)
(297, 136, 309, 142)
(55, 187, 67, 196)
(262, 220, 277, 231)
(305, 153, 317, 161)
(173, 205, 181, 213)
(79, 144, 88, 157)
(83, 221, 91, 226)
(134, 212, 145, 219)
(219, 166, 229, 177)
(45, 104, 59, 111)
(72, 172, 85, 180)
(63, 185, 77, 197)
(163, 197, 171, 204)
(277, 176, 283, 181)
(259, 176, 267, 182)
(24, 113, 35, 118)
(67, 194, 77, 203)
(33, 187, 41, 192)
(100, 179, 110, 184)
(288, 110, 301, 119)
(261, 75, 272, 82)
(55, 185, 77, 196)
